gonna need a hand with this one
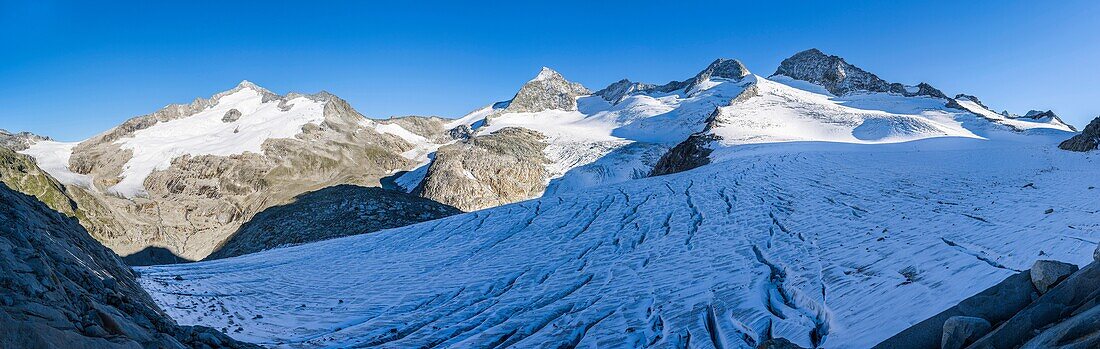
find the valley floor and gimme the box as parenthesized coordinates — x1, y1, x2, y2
(138, 136, 1099, 348)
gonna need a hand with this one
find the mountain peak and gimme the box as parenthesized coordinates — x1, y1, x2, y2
(696, 58, 751, 82)
(532, 67, 564, 82)
(504, 67, 591, 113)
(774, 48, 945, 98)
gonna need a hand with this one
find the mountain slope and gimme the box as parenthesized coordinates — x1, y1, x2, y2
(20, 81, 446, 260)
(0, 182, 256, 348)
(206, 185, 461, 260)
(138, 136, 1098, 348)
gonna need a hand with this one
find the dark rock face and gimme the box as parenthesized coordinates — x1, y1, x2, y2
(773, 49, 944, 98)
(1058, 116, 1100, 152)
(650, 133, 718, 177)
(0, 183, 257, 348)
(206, 185, 461, 260)
(122, 246, 193, 266)
(877, 258, 1100, 349)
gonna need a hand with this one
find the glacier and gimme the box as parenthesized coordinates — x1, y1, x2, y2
(137, 132, 1098, 348)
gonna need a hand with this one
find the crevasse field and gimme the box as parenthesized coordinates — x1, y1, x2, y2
(138, 134, 1098, 348)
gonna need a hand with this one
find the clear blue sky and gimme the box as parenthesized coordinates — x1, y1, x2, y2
(2, 0, 1098, 141)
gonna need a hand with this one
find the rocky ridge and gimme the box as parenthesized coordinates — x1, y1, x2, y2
(1059, 116, 1100, 152)
(0, 129, 50, 151)
(772, 48, 946, 98)
(206, 185, 461, 260)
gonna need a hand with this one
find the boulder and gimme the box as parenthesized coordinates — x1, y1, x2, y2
(1030, 260, 1079, 294)
(941, 316, 991, 349)
(872, 271, 1037, 349)
(966, 262, 1100, 348)
(221, 108, 242, 122)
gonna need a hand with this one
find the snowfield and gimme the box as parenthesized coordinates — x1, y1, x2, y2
(138, 133, 1099, 348)
(110, 87, 327, 197)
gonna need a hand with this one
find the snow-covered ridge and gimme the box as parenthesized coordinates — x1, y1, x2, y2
(110, 85, 326, 197)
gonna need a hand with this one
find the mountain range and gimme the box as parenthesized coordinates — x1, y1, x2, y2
(2, 48, 1099, 348)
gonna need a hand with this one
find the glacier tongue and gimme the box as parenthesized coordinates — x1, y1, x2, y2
(137, 136, 1099, 348)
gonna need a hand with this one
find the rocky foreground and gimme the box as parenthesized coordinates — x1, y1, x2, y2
(0, 183, 257, 348)
(876, 249, 1100, 349)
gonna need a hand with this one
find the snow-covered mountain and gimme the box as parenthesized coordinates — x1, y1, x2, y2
(16, 49, 1081, 262)
(18, 81, 461, 260)
(127, 49, 1098, 348)
(394, 50, 1075, 210)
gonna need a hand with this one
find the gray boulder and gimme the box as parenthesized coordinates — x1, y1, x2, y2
(1030, 260, 1079, 294)
(1059, 116, 1100, 152)
(966, 262, 1100, 348)
(941, 316, 991, 349)
(221, 108, 242, 122)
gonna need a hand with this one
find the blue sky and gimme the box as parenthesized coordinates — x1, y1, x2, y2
(1, 0, 1098, 141)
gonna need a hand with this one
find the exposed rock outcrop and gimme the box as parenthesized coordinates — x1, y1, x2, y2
(221, 108, 242, 122)
(415, 127, 549, 211)
(0, 183, 257, 348)
(773, 49, 945, 98)
(1058, 116, 1100, 152)
(876, 258, 1100, 349)
(650, 133, 718, 176)
(206, 185, 460, 260)
(503, 67, 591, 113)
(0, 147, 128, 249)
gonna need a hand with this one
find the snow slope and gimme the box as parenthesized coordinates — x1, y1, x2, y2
(138, 135, 1099, 348)
(111, 86, 326, 197)
(951, 97, 1075, 132)
(706, 75, 979, 146)
(19, 140, 94, 189)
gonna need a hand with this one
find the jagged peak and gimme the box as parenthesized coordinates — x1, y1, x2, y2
(531, 67, 564, 82)
(954, 94, 986, 108)
(696, 58, 751, 81)
(774, 48, 945, 99)
(503, 67, 591, 113)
